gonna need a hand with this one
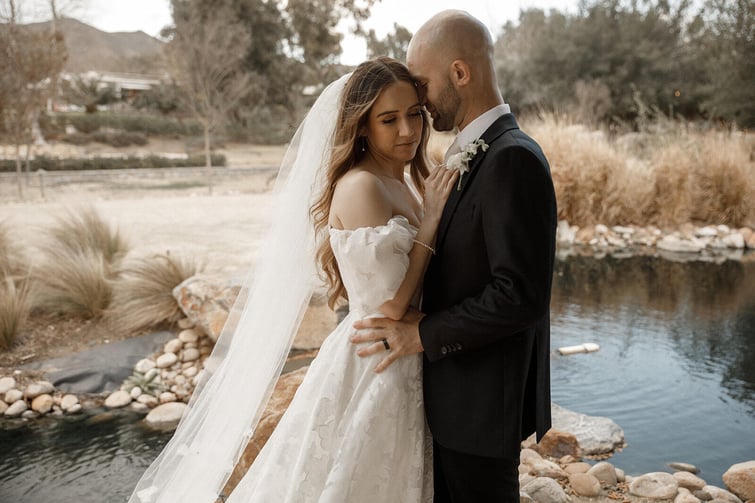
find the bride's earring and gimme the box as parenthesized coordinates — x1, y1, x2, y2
(361, 137, 366, 152)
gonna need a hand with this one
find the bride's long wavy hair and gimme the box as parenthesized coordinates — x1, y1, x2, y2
(311, 57, 431, 308)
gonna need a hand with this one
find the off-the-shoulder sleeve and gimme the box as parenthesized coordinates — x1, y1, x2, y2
(329, 217, 415, 315)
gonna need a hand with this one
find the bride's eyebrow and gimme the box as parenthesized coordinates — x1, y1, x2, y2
(376, 103, 422, 117)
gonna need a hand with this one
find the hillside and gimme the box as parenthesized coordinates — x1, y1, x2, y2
(24, 17, 164, 74)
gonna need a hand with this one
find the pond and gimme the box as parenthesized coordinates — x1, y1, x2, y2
(1, 254, 753, 502)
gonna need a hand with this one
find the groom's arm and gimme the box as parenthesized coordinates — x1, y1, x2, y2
(419, 144, 557, 362)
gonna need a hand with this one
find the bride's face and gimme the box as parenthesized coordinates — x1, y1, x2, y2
(363, 80, 423, 165)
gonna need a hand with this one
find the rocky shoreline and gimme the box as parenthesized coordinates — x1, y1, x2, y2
(2, 223, 755, 501)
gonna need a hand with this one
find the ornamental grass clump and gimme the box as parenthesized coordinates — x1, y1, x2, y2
(0, 223, 31, 350)
(106, 253, 204, 333)
(33, 207, 128, 318)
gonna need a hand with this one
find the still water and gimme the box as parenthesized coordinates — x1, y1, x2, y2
(1, 254, 753, 502)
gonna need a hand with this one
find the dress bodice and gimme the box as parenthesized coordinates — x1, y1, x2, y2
(329, 216, 416, 316)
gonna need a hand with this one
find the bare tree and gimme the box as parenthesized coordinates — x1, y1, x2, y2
(0, 0, 66, 198)
(166, 1, 252, 195)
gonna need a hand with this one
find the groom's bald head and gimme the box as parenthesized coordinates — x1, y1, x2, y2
(407, 10, 495, 78)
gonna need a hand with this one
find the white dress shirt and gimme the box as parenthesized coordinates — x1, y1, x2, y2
(444, 104, 511, 162)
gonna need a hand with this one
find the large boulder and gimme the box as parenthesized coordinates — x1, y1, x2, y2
(630, 472, 679, 500)
(723, 460, 755, 502)
(173, 276, 240, 342)
(551, 404, 625, 455)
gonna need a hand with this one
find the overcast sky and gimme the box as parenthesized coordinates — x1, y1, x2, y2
(21, 0, 577, 65)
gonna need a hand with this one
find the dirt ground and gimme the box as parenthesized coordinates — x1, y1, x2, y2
(0, 139, 342, 374)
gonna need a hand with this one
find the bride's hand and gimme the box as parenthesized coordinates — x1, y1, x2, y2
(423, 164, 459, 219)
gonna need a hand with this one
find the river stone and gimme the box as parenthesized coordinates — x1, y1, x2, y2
(21, 410, 38, 419)
(537, 429, 581, 459)
(66, 403, 82, 414)
(522, 477, 570, 503)
(156, 352, 178, 368)
(0, 376, 16, 394)
(137, 394, 158, 407)
(723, 233, 745, 249)
(565, 462, 591, 475)
(520, 474, 536, 487)
(723, 461, 755, 501)
(24, 380, 54, 399)
(675, 471, 707, 491)
(0, 400, 7, 414)
(4, 399, 28, 417)
(31, 394, 54, 414)
(551, 404, 624, 455)
(588, 461, 618, 487)
(703, 485, 743, 503)
(4, 388, 23, 403)
(145, 402, 187, 426)
(130, 387, 143, 399)
(570, 473, 602, 497)
(630, 472, 679, 499)
(178, 329, 199, 343)
(529, 459, 567, 479)
(520, 448, 543, 464)
(159, 391, 176, 404)
(670, 462, 701, 474)
(105, 390, 132, 408)
(181, 348, 200, 362)
(676, 487, 702, 503)
(134, 358, 156, 373)
(164, 338, 183, 354)
(182, 366, 198, 378)
(60, 394, 79, 411)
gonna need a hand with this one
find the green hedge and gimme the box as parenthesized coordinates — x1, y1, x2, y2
(0, 154, 226, 173)
(62, 113, 204, 137)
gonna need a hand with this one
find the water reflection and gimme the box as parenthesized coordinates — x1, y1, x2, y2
(551, 255, 755, 481)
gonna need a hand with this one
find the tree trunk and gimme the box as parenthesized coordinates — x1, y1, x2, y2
(14, 143, 23, 200)
(204, 122, 213, 196)
(23, 142, 32, 188)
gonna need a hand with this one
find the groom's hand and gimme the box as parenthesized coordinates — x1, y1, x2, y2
(350, 308, 425, 373)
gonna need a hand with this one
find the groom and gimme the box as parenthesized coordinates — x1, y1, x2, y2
(352, 10, 557, 502)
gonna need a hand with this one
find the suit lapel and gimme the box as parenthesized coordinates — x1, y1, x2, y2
(435, 113, 520, 250)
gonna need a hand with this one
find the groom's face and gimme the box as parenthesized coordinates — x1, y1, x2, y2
(407, 55, 460, 132)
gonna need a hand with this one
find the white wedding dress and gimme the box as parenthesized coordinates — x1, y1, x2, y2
(227, 215, 433, 502)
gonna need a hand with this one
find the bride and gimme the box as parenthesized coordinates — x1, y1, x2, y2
(130, 57, 458, 502)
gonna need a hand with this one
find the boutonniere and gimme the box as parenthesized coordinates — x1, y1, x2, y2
(445, 138, 489, 190)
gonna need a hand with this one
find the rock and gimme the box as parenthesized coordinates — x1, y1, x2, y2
(746, 232, 755, 250)
(137, 394, 158, 407)
(66, 403, 82, 414)
(696, 226, 718, 237)
(21, 410, 38, 419)
(4, 399, 28, 417)
(130, 402, 149, 413)
(551, 404, 624, 456)
(178, 329, 200, 343)
(723, 461, 755, 501)
(657, 235, 706, 253)
(612, 225, 635, 235)
(173, 276, 240, 342)
(616, 468, 626, 483)
(520, 474, 537, 487)
(595, 224, 608, 235)
(164, 338, 183, 354)
(675, 471, 707, 491)
(24, 380, 54, 399)
(537, 429, 581, 459)
(529, 459, 567, 479)
(177, 318, 195, 329)
(104, 390, 132, 408)
(134, 358, 156, 374)
(130, 387, 143, 399)
(0, 376, 16, 394)
(31, 394, 54, 414)
(159, 392, 177, 404)
(630, 472, 680, 499)
(670, 462, 701, 474)
(723, 233, 745, 249)
(588, 462, 618, 487)
(181, 348, 200, 362)
(4, 388, 23, 403)
(676, 487, 702, 503)
(183, 366, 198, 378)
(522, 477, 571, 503)
(703, 485, 743, 503)
(570, 473, 602, 497)
(60, 394, 79, 411)
(145, 402, 187, 427)
(156, 352, 178, 368)
(520, 492, 534, 503)
(0, 400, 7, 414)
(564, 462, 591, 475)
(558, 220, 577, 245)
(520, 448, 543, 464)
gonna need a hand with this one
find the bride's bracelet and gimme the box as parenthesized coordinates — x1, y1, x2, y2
(412, 239, 436, 255)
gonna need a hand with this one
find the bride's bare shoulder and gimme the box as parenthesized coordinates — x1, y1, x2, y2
(331, 169, 392, 229)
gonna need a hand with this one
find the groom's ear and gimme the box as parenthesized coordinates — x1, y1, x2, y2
(450, 60, 471, 87)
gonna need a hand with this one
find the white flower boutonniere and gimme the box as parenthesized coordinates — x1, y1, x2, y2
(445, 138, 489, 191)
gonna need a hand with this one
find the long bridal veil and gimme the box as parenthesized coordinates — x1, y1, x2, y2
(129, 74, 351, 503)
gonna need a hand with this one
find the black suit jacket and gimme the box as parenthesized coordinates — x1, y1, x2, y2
(419, 113, 556, 459)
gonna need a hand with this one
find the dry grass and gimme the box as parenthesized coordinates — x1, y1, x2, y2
(105, 253, 204, 333)
(32, 207, 128, 318)
(0, 275, 31, 351)
(526, 114, 755, 228)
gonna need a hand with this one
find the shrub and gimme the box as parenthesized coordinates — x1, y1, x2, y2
(45, 207, 129, 266)
(106, 253, 204, 333)
(63, 112, 203, 137)
(62, 131, 149, 147)
(32, 248, 113, 318)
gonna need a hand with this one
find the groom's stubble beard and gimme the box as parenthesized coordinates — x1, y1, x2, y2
(430, 78, 461, 132)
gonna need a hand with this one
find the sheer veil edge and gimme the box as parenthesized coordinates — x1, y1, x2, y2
(128, 73, 351, 503)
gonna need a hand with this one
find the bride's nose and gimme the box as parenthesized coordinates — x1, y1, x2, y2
(398, 117, 415, 138)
